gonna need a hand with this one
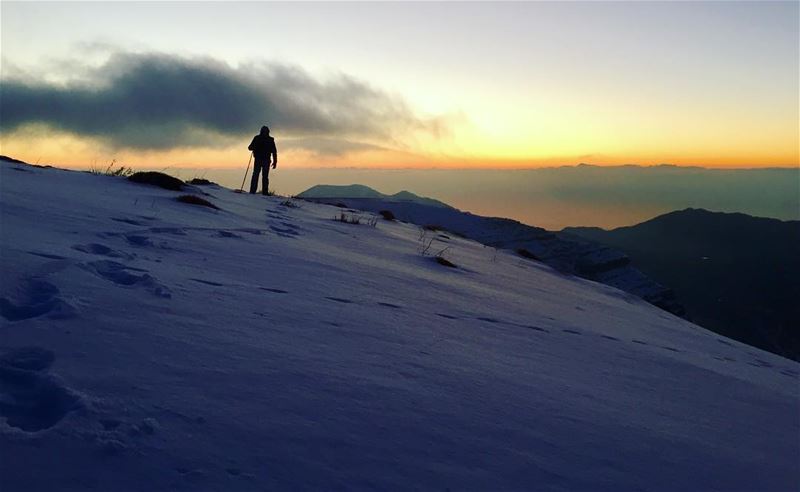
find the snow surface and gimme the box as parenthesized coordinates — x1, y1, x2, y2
(296, 191, 682, 315)
(1, 160, 798, 490)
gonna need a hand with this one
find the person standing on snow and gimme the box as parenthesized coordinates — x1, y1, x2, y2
(247, 126, 278, 195)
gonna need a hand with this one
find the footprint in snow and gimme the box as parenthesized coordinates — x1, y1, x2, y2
(0, 347, 82, 432)
(215, 230, 241, 239)
(269, 225, 300, 237)
(660, 346, 680, 353)
(562, 329, 582, 335)
(779, 369, 799, 378)
(631, 339, 648, 345)
(127, 417, 160, 437)
(84, 260, 171, 298)
(0, 278, 78, 321)
(72, 243, 133, 259)
(436, 313, 459, 320)
(600, 334, 620, 341)
(377, 302, 402, 309)
(125, 235, 154, 247)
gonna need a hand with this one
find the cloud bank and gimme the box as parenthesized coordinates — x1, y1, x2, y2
(0, 51, 430, 150)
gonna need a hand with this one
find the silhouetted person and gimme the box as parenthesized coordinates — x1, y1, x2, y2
(248, 126, 278, 195)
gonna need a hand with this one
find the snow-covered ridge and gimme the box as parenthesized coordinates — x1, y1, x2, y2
(1, 159, 798, 490)
(299, 183, 452, 208)
(297, 185, 683, 316)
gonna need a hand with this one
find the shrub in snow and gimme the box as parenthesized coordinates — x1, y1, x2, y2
(90, 160, 134, 177)
(379, 210, 396, 221)
(418, 229, 457, 267)
(280, 199, 300, 208)
(128, 171, 185, 191)
(419, 231, 435, 255)
(188, 178, 215, 186)
(435, 255, 457, 268)
(517, 248, 541, 261)
(176, 195, 219, 210)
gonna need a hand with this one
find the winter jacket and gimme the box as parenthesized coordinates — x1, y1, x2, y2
(248, 134, 278, 162)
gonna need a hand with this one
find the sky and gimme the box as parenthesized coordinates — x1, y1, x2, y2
(1, 1, 798, 169)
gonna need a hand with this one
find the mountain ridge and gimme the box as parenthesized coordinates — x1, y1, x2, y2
(564, 208, 800, 360)
(298, 184, 452, 208)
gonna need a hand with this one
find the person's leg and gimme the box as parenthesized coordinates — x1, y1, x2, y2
(250, 161, 262, 194)
(262, 165, 270, 195)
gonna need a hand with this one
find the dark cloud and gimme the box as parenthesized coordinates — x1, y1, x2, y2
(0, 51, 429, 150)
(281, 137, 388, 156)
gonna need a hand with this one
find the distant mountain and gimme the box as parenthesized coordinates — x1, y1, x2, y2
(299, 184, 385, 199)
(564, 208, 800, 360)
(298, 184, 685, 317)
(298, 184, 451, 208)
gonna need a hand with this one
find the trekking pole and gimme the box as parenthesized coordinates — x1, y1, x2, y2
(237, 152, 253, 193)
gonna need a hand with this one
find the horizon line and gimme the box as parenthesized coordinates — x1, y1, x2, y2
(3, 156, 796, 173)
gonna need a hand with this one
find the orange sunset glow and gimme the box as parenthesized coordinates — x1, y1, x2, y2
(2, 2, 797, 171)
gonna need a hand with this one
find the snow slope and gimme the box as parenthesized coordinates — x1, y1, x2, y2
(297, 187, 684, 316)
(1, 160, 798, 490)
